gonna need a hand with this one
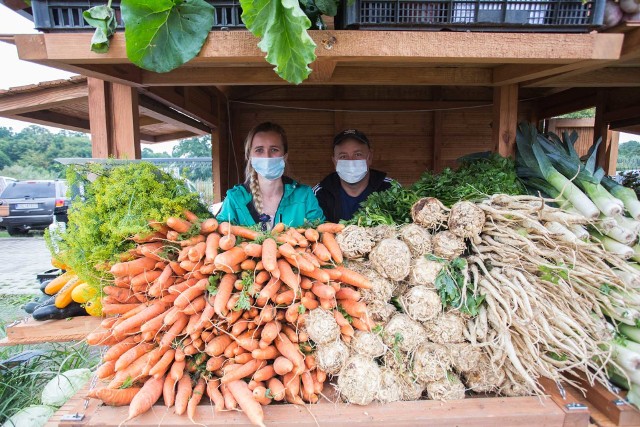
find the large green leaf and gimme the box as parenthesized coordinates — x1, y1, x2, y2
(83, 5, 117, 54)
(241, 0, 317, 84)
(314, 0, 339, 16)
(121, 0, 215, 73)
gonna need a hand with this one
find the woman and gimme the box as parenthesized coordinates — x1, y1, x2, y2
(216, 122, 324, 229)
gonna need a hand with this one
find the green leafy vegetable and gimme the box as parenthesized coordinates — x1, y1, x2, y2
(432, 256, 485, 316)
(208, 274, 221, 296)
(241, 0, 317, 84)
(348, 182, 419, 226)
(83, 3, 117, 53)
(412, 153, 525, 207)
(234, 275, 253, 311)
(121, 0, 215, 73)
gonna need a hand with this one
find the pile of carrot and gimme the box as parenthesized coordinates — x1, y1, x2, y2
(85, 212, 374, 426)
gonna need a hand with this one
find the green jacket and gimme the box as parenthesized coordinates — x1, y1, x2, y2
(216, 177, 325, 228)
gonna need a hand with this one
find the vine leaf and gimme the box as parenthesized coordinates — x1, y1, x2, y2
(83, 5, 117, 53)
(121, 0, 214, 73)
(241, 0, 317, 84)
(314, 0, 339, 16)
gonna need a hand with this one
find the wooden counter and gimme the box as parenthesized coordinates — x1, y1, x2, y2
(0, 316, 103, 346)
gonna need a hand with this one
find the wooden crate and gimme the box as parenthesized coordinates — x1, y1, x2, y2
(569, 374, 640, 427)
(48, 384, 573, 427)
(0, 316, 103, 346)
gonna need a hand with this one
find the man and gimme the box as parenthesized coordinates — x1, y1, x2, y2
(313, 129, 394, 222)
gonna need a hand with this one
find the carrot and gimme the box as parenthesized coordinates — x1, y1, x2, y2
(311, 283, 336, 300)
(321, 232, 343, 264)
(175, 374, 193, 415)
(285, 255, 314, 273)
(226, 224, 261, 241)
(311, 242, 332, 262)
(244, 243, 263, 258)
(261, 238, 278, 272)
(214, 247, 247, 271)
(285, 303, 301, 324)
(266, 377, 285, 402)
(160, 313, 189, 348)
(302, 267, 331, 283)
(113, 301, 169, 338)
(326, 268, 343, 281)
(320, 297, 336, 310)
(219, 233, 237, 251)
(252, 346, 280, 360)
(200, 217, 218, 234)
(221, 359, 265, 384)
(227, 380, 266, 427)
(149, 348, 176, 378)
(214, 383, 234, 411)
(169, 261, 188, 275)
(273, 356, 294, 376)
(167, 216, 192, 233)
(204, 232, 221, 264)
(341, 322, 356, 338)
(304, 228, 320, 242)
(271, 223, 285, 234)
(301, 371, 315, 397)
(174, 278, 208, 309)
(180, 234, 205, 248)
(125, 375, 164, 422)
(317, 222, 345, 234)
(206, 379, 225, 412)
(163, 375, 177, 408)
(259, 321, 281, 349)
(115, 342, 155, 371)
(179, 260, 203, 272)
(187, 377, 206, 422)
(252, 386, 272, 406)
(301, 251, 321, 268)
(205, 334, 233, 357)
(334, 266, 371, 289)
(253, 365, 276, 382)
(255, 270, 270, 285)
(275, 289, 295, 305)
(138, 242, 166, 262)
(336, 287, 361, 300)
(257, 277, 281, 302)
(276, 234, 298, 246)
(274, 333, 305, 374)
(188, 241, 207, 263)
(213, 273, 237, 318)
(110, 256, 157, 277)
(277, 243, 297, 259)
(282, 372, 304, 405)
(88, 387, 141, 406)
(277, 259, 300, 293)
(340, 299, 367, 318)
(353, 314, 376, 331)
(96, 360, 116, 379)
(86, 330, 118, 346)
(183, 210, 200, 223)
(103, 336, 138, 362)
(170, 359, 186, 382)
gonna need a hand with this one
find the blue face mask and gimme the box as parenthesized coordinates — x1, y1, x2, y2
(251, 156, 285, 181)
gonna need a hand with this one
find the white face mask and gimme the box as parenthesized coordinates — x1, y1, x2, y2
(251, 156, 285, 181)
(336, 159, 368, 184)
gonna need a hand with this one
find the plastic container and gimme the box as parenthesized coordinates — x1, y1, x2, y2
(340, 0, 604, 31)
(31, 0, 245, 32)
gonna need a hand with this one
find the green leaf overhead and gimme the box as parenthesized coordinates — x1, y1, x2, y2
(314, 0, 339, 16)
(83, 5, 117, 54)
(121, 0, 215, 73)
(241, 0, 317, 84)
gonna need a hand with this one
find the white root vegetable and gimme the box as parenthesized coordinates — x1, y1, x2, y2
(306, 308, 340, 345)
(425, 373, 466, 400)
(448, 201, 486, 238)
(400, 285, 441, 322)
(370, 238, 412, 281)
(336, 225, 374, 259)
(432, 231, 466, 260)
(383, 314, 427, 353)
(411, 256, 444, 286)
(316, 339, 350, 375)
(337, 355, 381, 405)
(411, 197, 449, 230)
(399, 223, 433, 256)
(423, 312, 465, 344)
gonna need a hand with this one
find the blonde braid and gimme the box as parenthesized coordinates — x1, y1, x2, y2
(249, 169, 263, 214)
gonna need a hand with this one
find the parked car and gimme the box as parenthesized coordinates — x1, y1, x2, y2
(0, 180, 70, 236)
(0, 176, 17, 194)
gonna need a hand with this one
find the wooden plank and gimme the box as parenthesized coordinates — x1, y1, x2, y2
(0, 82, 87, 115)
(14, 32, 624, 65)
(12, 110, 90, 133)
(492, 84, 519, 158)
(568, 374, 640, 426)
(111, 83, 140, 160)
(531, 67, 640, 87)
(492, 61, 609, 86)
(143, 87, 217, 129)
(54, 392, 567, 426)
(212, 96, 230, 203)
(138, 95, 211, 135)
(1, 316, 102, 346)
(87, 78, 112, 159)
(594, 89, 612, 174)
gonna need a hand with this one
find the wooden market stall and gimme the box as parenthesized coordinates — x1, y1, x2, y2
(1, 2, 640, 426)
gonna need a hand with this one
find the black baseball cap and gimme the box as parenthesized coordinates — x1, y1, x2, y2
(333, 129, 370, 148)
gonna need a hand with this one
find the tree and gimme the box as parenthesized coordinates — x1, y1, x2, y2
(556, 108, 596, 119)
(142, 148, 172, 158)
(172, 136, 211, 158)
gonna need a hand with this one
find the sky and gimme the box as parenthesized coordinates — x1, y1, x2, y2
(0, 5, 637, 149)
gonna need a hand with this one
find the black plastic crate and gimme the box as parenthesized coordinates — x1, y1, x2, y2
(341, 0, 604, 31)
(31, 0, 245, 32)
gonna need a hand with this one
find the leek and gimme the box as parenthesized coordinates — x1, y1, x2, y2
(628, 383, 640, 409)
(568, 224, 590, 241)
(602, 176, 640, 220)
(611, 340, 640, 372)
(615, 214, 640, 234)
(613, 268, 640, 289)
(591, 230, 634, 259)
(620, 324, 640, 344)
(605, 225, 637, 245)
(633, 244, 640, 263)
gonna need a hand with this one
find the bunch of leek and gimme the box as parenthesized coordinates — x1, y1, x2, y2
(516, 122, 640, 261)
(608, 325, 640, 408)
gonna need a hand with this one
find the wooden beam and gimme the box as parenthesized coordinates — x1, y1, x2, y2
(142, 87, 217, 129)
(139, 95, 211, 135)
(11, 111, 89, 133)
(0, 83, 87, 115)
(529, 67, 640, 87)
(212, 97, 230, 203)
(149, 131, 197, 143)
(2, 0, 30, 11)
(14, 32, 624, 66)
(230, 99, 489, 111)
(594, 89, 612, 174)
(142, 66, 492, 86)
(308, 59, 337, 83)
(492, 61, 610, 86)
(492, 84, 519, 158)
(529, 87, 597, 119)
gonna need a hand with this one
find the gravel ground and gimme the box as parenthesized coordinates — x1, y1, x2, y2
(0, 236, 53, 295)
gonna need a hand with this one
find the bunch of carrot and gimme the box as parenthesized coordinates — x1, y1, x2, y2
(85, 212, 374, 426)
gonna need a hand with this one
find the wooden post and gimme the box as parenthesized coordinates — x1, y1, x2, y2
(212, 96, 230, 203)
(87, 78, 113, 158)
(432, 87, 443, 173)
(111, 83, 140, 159)
(594, 89, 616, 175)
(86, 77, 140, 159)
(492, 84, 519, 158)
